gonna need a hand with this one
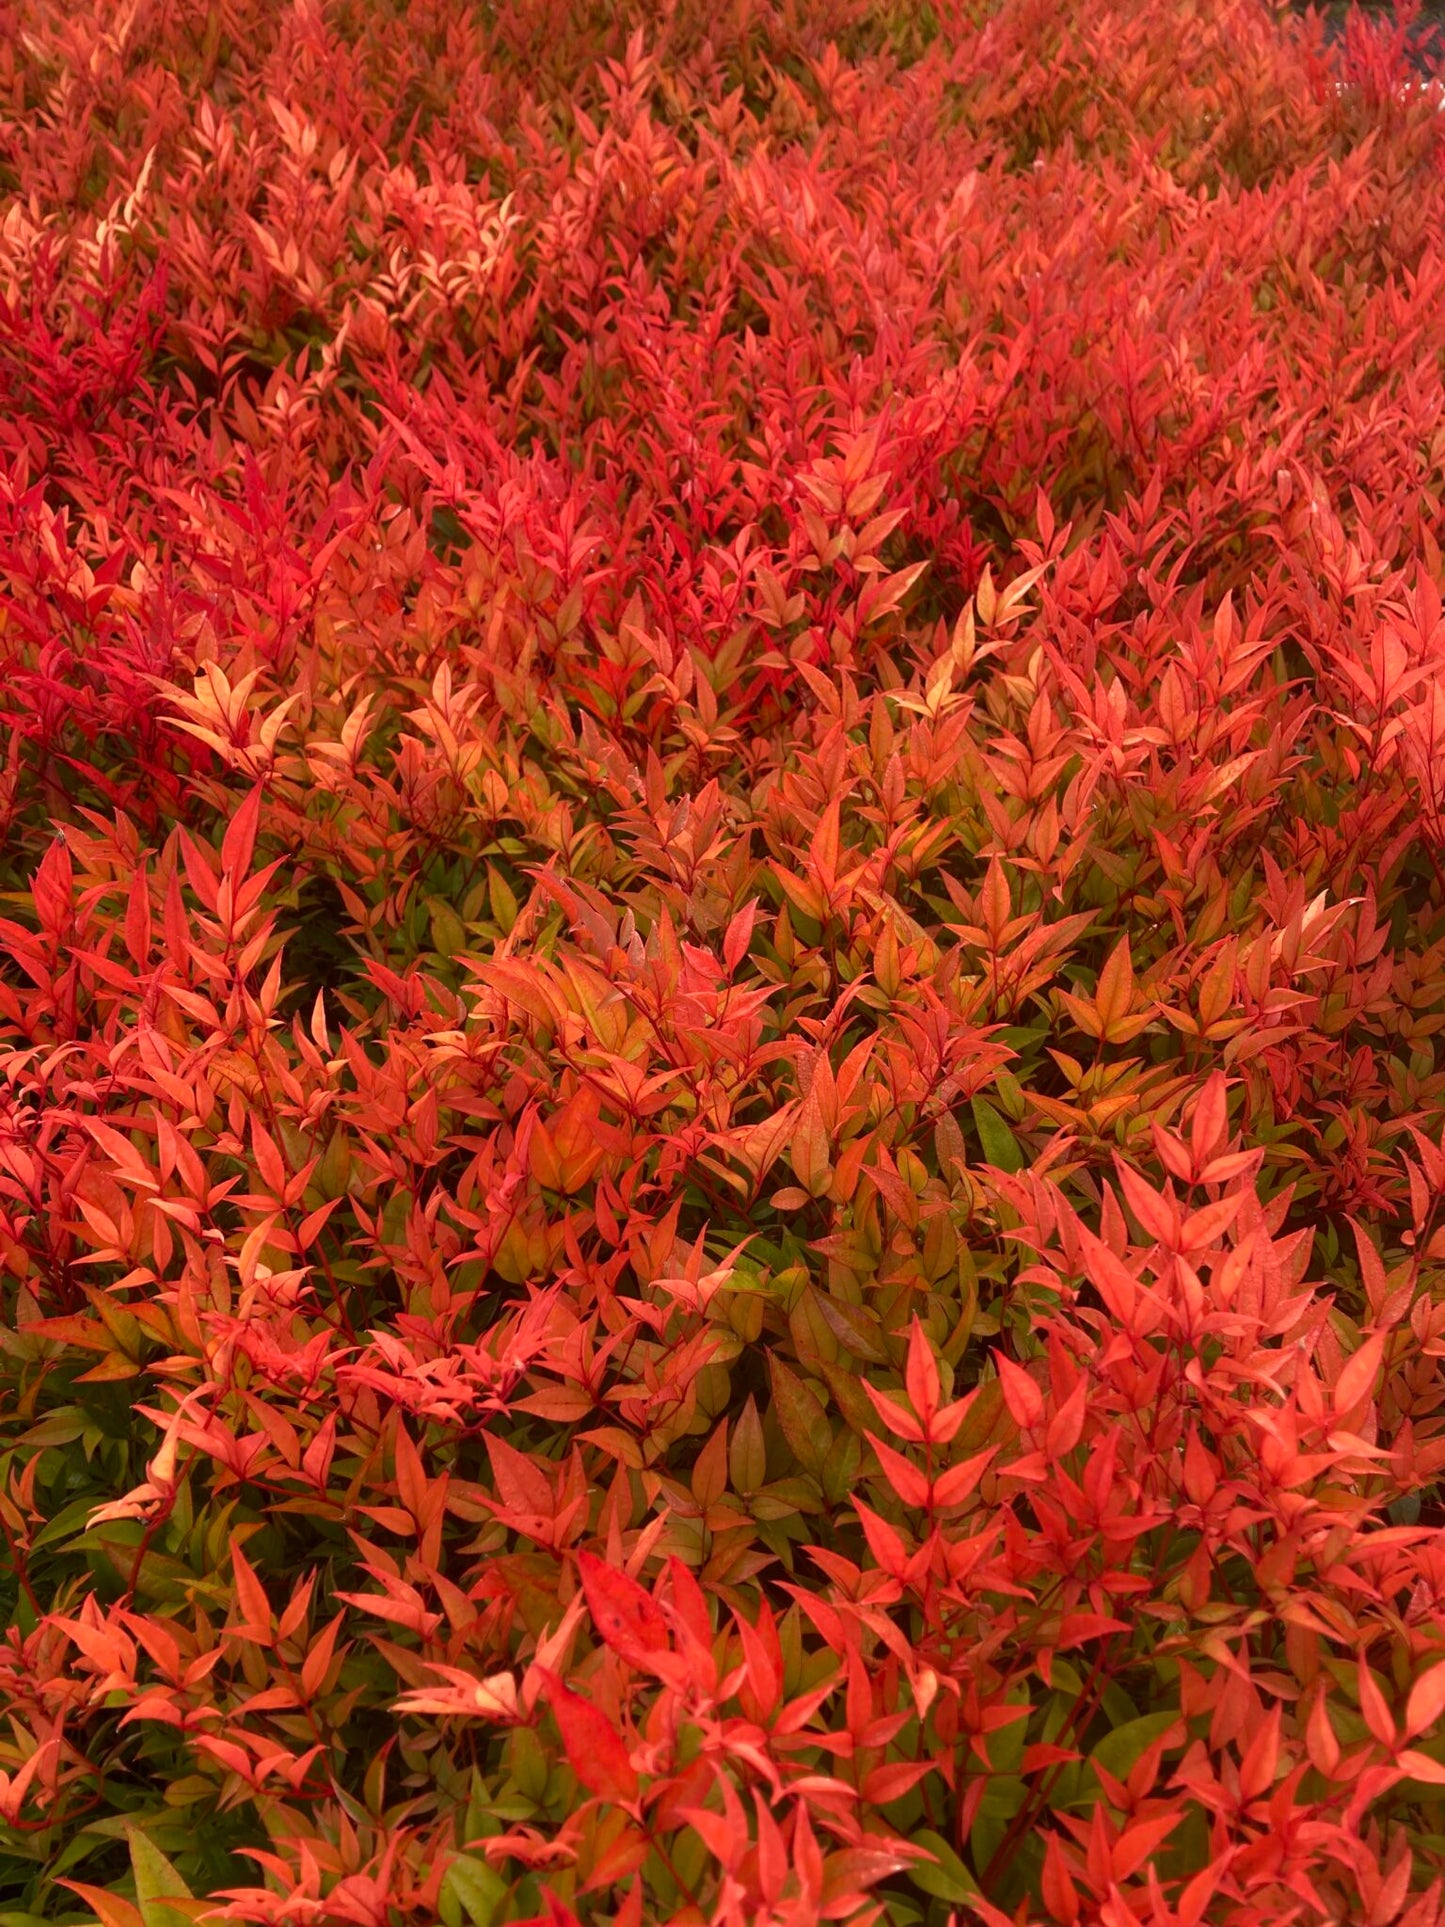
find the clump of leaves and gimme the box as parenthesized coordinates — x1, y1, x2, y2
(6, 0, 1445, 1923)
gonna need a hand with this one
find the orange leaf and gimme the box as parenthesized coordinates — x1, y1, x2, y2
(1398, 1748, 1445, 1785)
(1406, 1664, 1445, 1740)
(1094, 933, 1135, 1032)
(228, 1540, 274, 1646)
(1335, 1330, 1385, 1417)
(58, 1884, 144, 1927)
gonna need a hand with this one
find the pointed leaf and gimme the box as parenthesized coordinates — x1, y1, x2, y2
(537, 1668, 638, 1804)
(221, 782, 264, 879)
(971, 1097, 1023, 1172)
(127, 1831, 195, 1927)
(1406, 1664, 1445, 1741)
(577, 1552, 669, 1668)
(1335, 1330, 1385, 1416)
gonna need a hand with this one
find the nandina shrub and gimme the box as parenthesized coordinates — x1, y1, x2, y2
(7, 0, 1445, 1923)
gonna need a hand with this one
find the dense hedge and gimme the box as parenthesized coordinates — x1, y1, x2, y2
(6, 0, 1445, 1922)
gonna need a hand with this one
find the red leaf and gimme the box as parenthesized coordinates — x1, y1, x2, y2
(221, 781, 264, 878)
(577, 1550, 670, 1668)
(853, 1498, 910, 1579)
(904, 1316, 941, 1430)
(1111, 1810, 1184, 1882)
(1306, 1692, 1341, 1779)
(1057, 1612, 1130, 1646)
(1042, 1833, 1079, 1926)
(1358, 1657, 1397, 1748)
(994, 1354, 1044, 1432)
(1077, 1226, 1140, 1327)
(861, 1378, 926, 1444)
(511, 1896, 583, 1927)
(864, 1431, 930, 1509)
(723, 898, 758, 975)
(861, 1760, 935, 1804)
(536, 1668, 638, 1805)
(931, 1446, 997, 1508)
(1335, 1330, 1385, 1416)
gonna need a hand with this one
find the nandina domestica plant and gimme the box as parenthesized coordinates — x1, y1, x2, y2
(6, 0, 1445, 1921)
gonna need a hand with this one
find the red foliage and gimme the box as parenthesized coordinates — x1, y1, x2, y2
(4, 0, 1445, 1921)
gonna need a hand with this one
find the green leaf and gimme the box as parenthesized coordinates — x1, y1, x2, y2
(18, 1410, 86, 1450)
(1047, 1657, 1085, 1697)
(1090, 1711, 1180, 1781)
(907, 1829, 980, 1902)
(817, 1357, 882, 1438)
(442, 1855, 507, 1927)
(427, 895, 468, 958)
(968, 1774, 1029, 1873)
(31, 1495, 99, 1551)
(729, 1395, 767, 1494)
(820, 1426, 861, 1505)
(971, 1097, 1023, 1172)
(751, 1475, 823, 1519)
(768, 1354, 832, 1477)
(487, 866, 519, 933)
(988, 1691, 1032, 1773)
(814, 1292, 887, 1363)
(127, 1829, 194, 1927)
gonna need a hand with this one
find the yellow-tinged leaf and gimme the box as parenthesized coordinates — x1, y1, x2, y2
(729, 1395, 766, 1494)
(128, 1830, 201, 1927)
(908, 1829, 980, 1902)
(1095, 934, 1135, 1033)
